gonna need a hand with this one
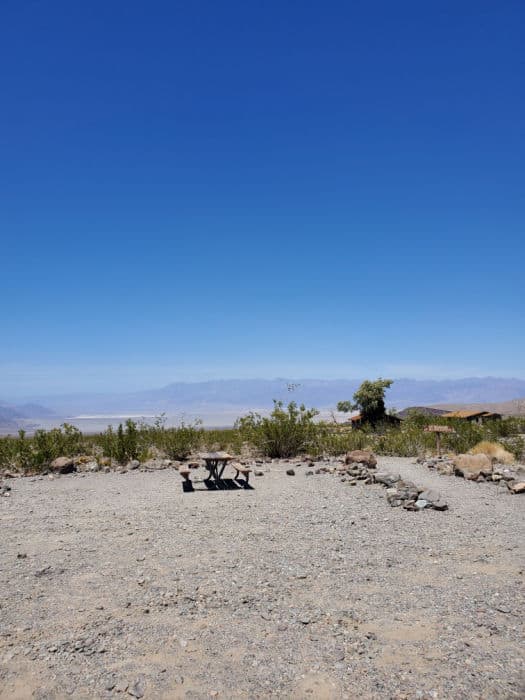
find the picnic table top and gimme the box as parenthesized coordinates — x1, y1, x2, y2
(201, 452, 233, 461)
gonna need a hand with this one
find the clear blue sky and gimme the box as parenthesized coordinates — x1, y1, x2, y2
(1, 1, 523, 397)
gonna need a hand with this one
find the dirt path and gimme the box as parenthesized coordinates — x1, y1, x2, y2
(1, 458, 524, 699)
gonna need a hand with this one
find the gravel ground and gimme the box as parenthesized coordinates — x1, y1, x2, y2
(1, 457, 524, 699)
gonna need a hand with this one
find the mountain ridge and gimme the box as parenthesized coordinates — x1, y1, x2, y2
(7, 377, 525, 415)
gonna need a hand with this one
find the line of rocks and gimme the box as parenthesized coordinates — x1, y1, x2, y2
(317, 450, 448, 511)
(417, 454, 525, 494)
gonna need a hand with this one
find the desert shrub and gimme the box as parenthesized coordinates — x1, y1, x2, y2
(131, 414, 204, 460)
(364, 415, 525, 458)
(504, 436, 525, 461)
(470, 441, 515, 464)
(201, 427, 244, 454)
(158, 421, 204, 460)
(97, 419, 148, 464)
(32, 423, 84, 466)
(0, 433, 26, 470)
(15, 430, 36, 470)
(318, 425, 372, 456)
(372, 426, 428, 457)
(0, 436, 14, 469)
(236, 401, 320, 458)
(0, 424, 86, 472)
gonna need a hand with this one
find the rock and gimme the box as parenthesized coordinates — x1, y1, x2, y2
(402, 500, 418, 511)
(437, 462, 454, 476)
(345, 450, 377, 468)
(500, 469, 521, 482)
(286, 468, 295, 476)
(386, 488, 403, 507)
(418, 488, 439, 503)
(453, 454, 492, 480)
(128, 675, 146, 698)
(254, 470, 264, 477)
(77, 461, 100, 473)
(374, 472, 401, 487)
(127, 460, 140, 470)
(50, 457, 76, 474)
(509, 481, 525, 494)
(495, 605, 511, 614)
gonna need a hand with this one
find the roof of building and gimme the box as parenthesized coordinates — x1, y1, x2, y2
(442, 410, 502, 419)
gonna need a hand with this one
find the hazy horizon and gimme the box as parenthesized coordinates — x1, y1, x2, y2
(4, 368, 525, 401)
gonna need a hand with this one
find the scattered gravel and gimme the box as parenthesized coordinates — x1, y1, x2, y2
(1, 457, 524, 699)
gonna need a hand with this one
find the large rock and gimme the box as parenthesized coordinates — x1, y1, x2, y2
(344, 450, 377, 468)
(453, 454, 492, 480)
(374, 472, 401, 487)
(50, 457, 76, 474)
(509, 481, 525, 494)
(385, 480, 421, 508)
(418, 489, 448, 510)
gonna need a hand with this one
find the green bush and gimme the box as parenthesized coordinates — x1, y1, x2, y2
(317, 425, 371, 456)
(201, 427, 243, 454)
(236, 400, 320, 458)
(2, 408, 523, 472)
(97, 419, 149, 464)
(157, 420, 204, 460)
(0, 424, 86, 472)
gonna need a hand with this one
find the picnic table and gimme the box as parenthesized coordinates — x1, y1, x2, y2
(202, 452, 233, 482)
(178, 452, 252, 490)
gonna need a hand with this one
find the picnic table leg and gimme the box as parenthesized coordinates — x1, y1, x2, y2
(204, 460, 220, 483)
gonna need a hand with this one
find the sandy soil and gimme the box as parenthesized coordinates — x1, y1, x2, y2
(1, 457, 524, 699)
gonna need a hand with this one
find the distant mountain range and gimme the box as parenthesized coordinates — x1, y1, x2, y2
(1, 377, 525, 433)
(0, 401, 56, 432)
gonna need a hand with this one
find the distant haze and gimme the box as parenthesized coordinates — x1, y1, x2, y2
(2, 377, 525, 434)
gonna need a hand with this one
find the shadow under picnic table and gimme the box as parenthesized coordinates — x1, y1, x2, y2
(182, 477, 253, 493)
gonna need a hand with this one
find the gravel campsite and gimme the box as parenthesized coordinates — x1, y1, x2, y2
(1, 456, 524, 699)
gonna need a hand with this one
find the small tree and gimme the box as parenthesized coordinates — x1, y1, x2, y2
(337, 378, 393, 427)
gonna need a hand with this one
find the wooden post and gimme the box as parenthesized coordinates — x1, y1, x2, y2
(424, 425, 455, 457)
